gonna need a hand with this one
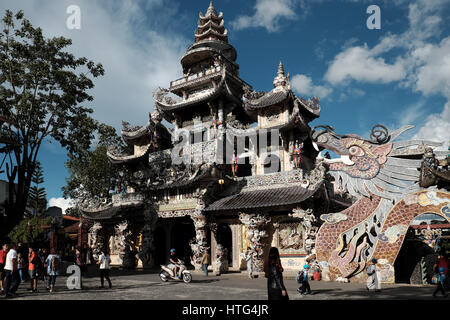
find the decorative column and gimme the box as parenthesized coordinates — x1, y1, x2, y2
(290, 207, 320, 270)
(189, 198, 209, 270)
(239, 213, 271, 273)
(115, 220, 136, 269)
(210, 222, 229, 275)
(138, 207, 158, 268)
(89, 222, 108, 260)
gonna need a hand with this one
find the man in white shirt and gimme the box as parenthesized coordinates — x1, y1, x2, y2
(97, 249, 112, 289)
(4, 243, 20, 298)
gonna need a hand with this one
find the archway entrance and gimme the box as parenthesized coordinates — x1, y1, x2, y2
(394, 213, 449, 283)
(216, 224, 233, 267)
(170, 216, 196, 268)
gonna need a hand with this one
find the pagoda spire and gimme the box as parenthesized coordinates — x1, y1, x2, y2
(277, 61, 285, 76)
(196, 2, 228, 43)
(273, 61, 291, 89)
(205, 1, 218, 18)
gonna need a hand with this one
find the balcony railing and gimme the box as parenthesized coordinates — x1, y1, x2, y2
(170, 66, 222, 89)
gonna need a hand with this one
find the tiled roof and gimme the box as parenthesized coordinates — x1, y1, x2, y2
(204, 184, 320, 212)
(82, 203, 145, 221)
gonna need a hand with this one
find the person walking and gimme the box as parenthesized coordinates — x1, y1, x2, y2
(38, 247, 49, 290)
(74, 247, 85, 288)
(0, 243, 8, 295)
(264, 247, 289, 300)
(28, 247, 39, 292)
(17, 252, 25, 283)
(433, 267, 448, 298)
(297, 264, 312, 295)
(45, 249, 61, 293)
(242, 247, 253, 279)
(3, 243, 20, 298)
(366, 258, 381, 292)
(201, 250, 211, 277)
(97, 249, 112, 289)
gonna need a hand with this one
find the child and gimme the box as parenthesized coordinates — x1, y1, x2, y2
(433, 267, 448, 298)
(297, 264, 311, 295)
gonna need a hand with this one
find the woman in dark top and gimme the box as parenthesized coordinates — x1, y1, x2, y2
(264, 247, 289, 300)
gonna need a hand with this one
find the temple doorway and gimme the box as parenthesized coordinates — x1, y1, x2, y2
(170, 216, 196, 268)
(216, 224, 233, 267)
(394, 213, 449, 283)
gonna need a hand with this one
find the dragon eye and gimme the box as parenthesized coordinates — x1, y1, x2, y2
(317, 134, 328, 143)
(349, 146, 363, 156)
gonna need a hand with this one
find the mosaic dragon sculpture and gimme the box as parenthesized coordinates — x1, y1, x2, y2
(311, 125, 450, 283)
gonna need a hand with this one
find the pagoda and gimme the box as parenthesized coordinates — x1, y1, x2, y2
(81, 2, 337, 274)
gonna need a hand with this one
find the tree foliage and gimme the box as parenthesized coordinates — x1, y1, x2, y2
(8, 215, 51, 245)
(27, 160, 47, 216)
(63, 123, 127, 211)
(0, 10, 104, 237)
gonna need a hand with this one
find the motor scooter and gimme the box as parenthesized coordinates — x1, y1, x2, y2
(159, 263, 192, 283)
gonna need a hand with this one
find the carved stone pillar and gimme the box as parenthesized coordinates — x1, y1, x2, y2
(138, 207, 158, 268)
(209, 222, 229, 275)
(89, 222, 108, 260)
(239, 213, 271, 273)
(189, 199, 209, 270)
(115, 220, 136, 269)
(290, 207, 320, 271)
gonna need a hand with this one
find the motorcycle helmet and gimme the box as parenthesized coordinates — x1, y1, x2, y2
(304, 264, 310, 269)
(170, 248, 176, 253)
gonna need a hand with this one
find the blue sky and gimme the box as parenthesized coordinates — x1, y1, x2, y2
(1, 0, 449, 212)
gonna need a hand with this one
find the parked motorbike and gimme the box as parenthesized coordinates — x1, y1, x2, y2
(159, 263, 192, 283)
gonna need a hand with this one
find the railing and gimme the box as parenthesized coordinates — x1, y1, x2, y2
(170, 66, 222, 89)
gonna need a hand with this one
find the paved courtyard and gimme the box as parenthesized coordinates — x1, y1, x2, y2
(5, 268, 448, 300)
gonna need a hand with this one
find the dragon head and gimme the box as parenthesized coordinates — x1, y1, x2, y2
(311, 124, 443, 201)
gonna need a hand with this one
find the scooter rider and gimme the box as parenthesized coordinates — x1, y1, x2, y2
(168, 249, 183, 279)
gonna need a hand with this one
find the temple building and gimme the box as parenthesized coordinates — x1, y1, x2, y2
(81, 2, 337, 273)
(81, 2, 449, 283)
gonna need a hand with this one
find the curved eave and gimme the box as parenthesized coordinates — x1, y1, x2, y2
(243, 89, 292, 111)
(295, 97, 321, 118)
(197, 18, 224, 30)
(81, 203, 145, 221)
(107, 144, 151, 164)
(121, 121, 152, 141)
(199, 12, 223, 21)
(148, 166, 212, 191)
(195, 28, 228, 42)
(155, 69, 227, 112)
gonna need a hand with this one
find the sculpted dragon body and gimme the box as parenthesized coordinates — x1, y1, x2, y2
(311, 125, 450, 283)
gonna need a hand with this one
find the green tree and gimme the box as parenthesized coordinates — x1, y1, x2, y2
(63, 123, 127, 214)
(0, 10, 104, 238)
(8, 215, 51, 246)
(27, 161, 47, 216)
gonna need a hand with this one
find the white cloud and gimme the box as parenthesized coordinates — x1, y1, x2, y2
(0, 0, 188, 130)
(231, 0, 298, 32)
(324, 45, 406, 85)
(291, 74, 332, 98)
(49, 197, 74, 214)
(412, 102, 450, 151)
(411, 37, 450, 98)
